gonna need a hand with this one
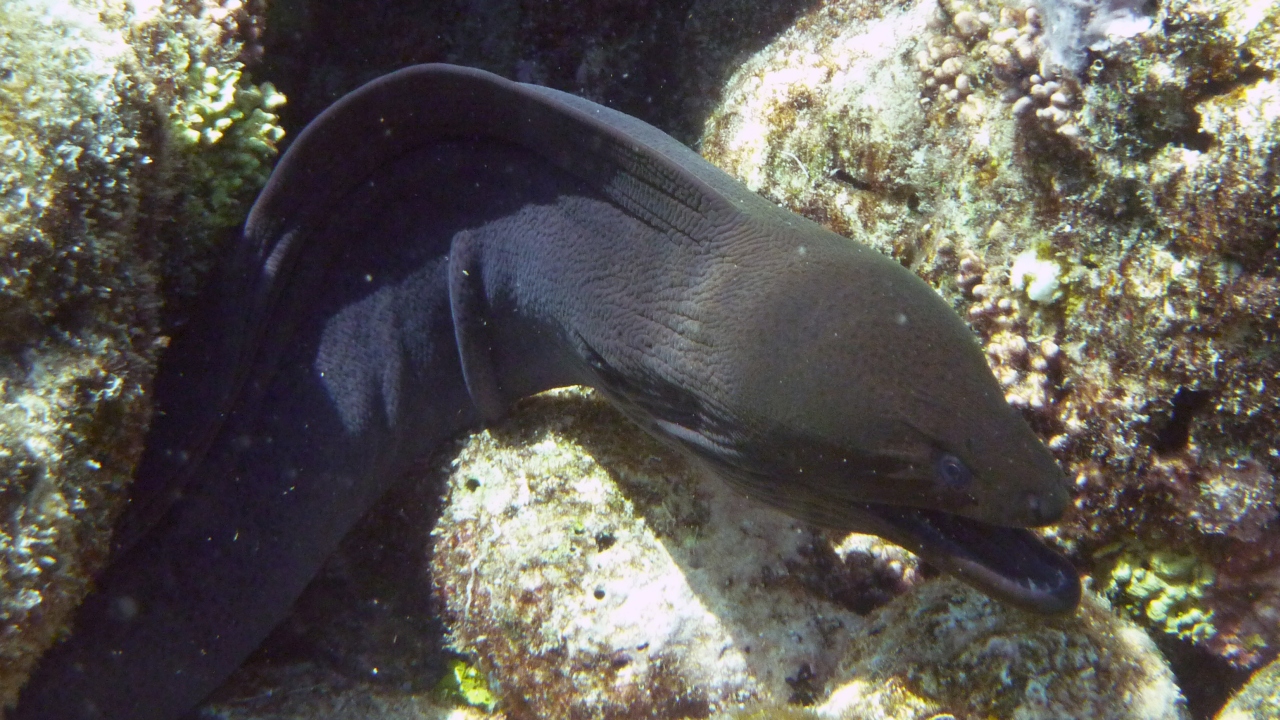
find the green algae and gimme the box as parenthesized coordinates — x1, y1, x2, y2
(437, 659, 498, 712)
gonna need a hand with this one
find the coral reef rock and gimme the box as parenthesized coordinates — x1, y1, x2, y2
(0, 0, 282, 706)
(1218, 654, 1280, 720)
(700, 0, 1280, 669)
(430, 390, 870, 718)
(819, 579, 1188, 720)
(429, 391, 1187, 719)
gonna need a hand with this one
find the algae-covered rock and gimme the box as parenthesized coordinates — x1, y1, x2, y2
(0, 0, 283, 706)
(700, 0, 1280, 668)
(819, 580, 1188, 720)
(1218, 655, 1280, 720)
(423, 391, 1185, 719)
(429, 389, 876, 718)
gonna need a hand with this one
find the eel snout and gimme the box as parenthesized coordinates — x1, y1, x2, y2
(854, 503, 1083, 614)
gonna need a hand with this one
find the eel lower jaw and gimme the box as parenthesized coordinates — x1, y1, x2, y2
(847, 502, 1082, 615)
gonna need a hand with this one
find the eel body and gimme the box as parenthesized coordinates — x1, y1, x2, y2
(12, 64, 1079, 719)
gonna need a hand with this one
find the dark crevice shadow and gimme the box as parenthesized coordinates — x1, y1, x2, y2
(253, 0, 821, 147)
(202, 453, 456, 713)
(1153, 632, 1253, 720)
(1149, 387, 1212, 456)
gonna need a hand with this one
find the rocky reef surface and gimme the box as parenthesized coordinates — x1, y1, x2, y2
(209, 390, 1188, 719)
(0, 0, 283, 706)
(8, 0, 1277, 715)
(429, 392, 1190, 719)
(1218, 653, 1280, 719)
(699, 0, 1279, 674)
(216, 0, 1276, 713)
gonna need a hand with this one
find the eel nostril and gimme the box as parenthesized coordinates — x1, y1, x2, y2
(1026, 490, 1065, 525)
(1027, 493, 1048, 524)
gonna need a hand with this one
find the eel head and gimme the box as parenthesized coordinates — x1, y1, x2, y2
(583, 227, 1081, 614)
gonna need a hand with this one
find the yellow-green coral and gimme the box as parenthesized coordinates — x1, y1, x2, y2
(120, 1, 287, 304)
(1099, 546, 1217, 643)
(170, 61, 286, 233)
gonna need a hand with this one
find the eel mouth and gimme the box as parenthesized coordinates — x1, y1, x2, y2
(849, 503, 1082, 615)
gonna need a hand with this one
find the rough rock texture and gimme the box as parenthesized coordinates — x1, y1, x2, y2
(0, 0, 283, 707)
(424, 391, 1186, 720)
(212, 392, 1187, 717)
(210, 392, 1186, 719)
(430, 390, 877, 719)
(699, 0, 1279, 672)
(818, 580, 1188, 720)
(1217, 655, 1280, 720)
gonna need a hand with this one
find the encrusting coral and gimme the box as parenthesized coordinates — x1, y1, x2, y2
(0, 0, 283, 706)
(700, 0, 1279, 672)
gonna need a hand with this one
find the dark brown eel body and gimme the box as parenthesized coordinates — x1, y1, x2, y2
(12, 64, 1079, 719)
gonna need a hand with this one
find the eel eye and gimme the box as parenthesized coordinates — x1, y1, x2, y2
(935, 452, 972, 490)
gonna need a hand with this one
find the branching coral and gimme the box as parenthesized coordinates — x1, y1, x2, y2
(171, 63, 285, 231)
(131, 0, 287, 304)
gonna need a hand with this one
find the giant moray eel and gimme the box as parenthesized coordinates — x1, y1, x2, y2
(13, 64, 1080, 719)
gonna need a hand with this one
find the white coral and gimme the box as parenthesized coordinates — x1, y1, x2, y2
(1010, 251, 1063, 303)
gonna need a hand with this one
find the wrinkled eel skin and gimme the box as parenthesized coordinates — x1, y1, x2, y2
(13, 64, 1080, 719)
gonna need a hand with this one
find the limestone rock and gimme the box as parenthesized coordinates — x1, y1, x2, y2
(820, 580, 1188, 720)
(430, 390, 873, 718)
